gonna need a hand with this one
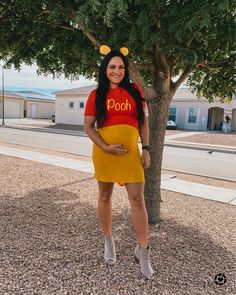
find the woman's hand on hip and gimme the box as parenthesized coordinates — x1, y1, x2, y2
(104, 144, 128, 155)
(141, 150, 150, 169)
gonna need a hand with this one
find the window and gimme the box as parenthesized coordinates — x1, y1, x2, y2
(69, 102, 74, 109)
(168, 108, 176, 122)
(188, 108, 197, 123)
(79, 102, 84, 109)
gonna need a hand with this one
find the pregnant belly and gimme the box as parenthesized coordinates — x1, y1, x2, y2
(97, 124, 139, 151)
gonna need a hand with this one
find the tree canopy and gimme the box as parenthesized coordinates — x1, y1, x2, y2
(1, 0, 235, 223)
(0, 0, 235, 101)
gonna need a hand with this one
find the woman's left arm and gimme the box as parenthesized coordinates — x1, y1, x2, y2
(139, 113, 150, 169)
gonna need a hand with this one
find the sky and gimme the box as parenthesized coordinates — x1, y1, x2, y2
(1, 63, 95, 96)
(1, 62, 187, 97)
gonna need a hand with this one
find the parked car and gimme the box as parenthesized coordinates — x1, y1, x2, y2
(51, 113, 55, 123)
(166, 120, 177, 130)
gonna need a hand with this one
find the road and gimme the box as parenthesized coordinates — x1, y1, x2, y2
(0, 127, 235, 181)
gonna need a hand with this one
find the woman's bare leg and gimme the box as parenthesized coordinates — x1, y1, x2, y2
(125, 182, 148, 248)
(98, 181, 116, 264)
(98, 181, 114, 237)
(126, 182, 153, 278)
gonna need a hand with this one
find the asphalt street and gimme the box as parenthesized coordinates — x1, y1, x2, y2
(0, 127, 236, 181)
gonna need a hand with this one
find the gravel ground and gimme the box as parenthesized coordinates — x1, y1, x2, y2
(0, 155, 235, 295)
(174, 132, 236, 147)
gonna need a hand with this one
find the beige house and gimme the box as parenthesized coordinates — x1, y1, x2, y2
(14, 91, 55, 119)
(0, 90, 24, 118)
(0, 91, 55, 119)
(54, 85, 236, 131)
(169, 88, 236, 131)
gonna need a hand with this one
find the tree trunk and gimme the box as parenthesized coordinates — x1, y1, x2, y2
(130, 56, 175, 224)
(144, 77, 173, 224)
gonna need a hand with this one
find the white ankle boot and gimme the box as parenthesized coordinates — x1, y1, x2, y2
(134, 245, 154, 279)
(104, 235, 116, 265)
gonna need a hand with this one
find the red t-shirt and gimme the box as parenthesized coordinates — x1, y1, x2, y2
(84, 84, 146, 129)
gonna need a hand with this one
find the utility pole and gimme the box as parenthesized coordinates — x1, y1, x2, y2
(0, 64, 5, 126)
(2, 65, 5, 125)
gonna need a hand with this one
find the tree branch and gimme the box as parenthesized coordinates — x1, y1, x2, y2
(174, 69, 191, 90)
(135, 63, 155, 72)
(186, 35, 194, 47)
(154, 48, 170, 77)
(0, 16, 75, 31)
(128, 58, 146, 88)
(197, 63, 223, 72)
(39, 10, 51, 16)
(158, 51, 169, 72)
(76, 22, 101, 49)
(167, 35, 195, 71)
(67, 8, 101, 49)
(156, 10, 161, 29)
(128, 58, 156, 100)
(31, 19, 74, 31)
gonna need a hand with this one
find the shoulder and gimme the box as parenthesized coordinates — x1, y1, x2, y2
(87, 89, 97, 101)
(85, 89, 97, 116)
(89, 89, 97, 96)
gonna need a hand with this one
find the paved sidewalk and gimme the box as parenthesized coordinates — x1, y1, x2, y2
(1, 144, 235, 205)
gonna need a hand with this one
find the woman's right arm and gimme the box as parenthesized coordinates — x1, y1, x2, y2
(84, 116, 128, 155)
(84, 116, 109, 150)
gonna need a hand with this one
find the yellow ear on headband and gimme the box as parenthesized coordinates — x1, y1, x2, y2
(100, 45, 111, 55)
(119, 47, 129, 56)
(100, 45, 129, 56)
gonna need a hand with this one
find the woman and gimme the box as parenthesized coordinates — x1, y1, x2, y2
(84, 47, 153, 279)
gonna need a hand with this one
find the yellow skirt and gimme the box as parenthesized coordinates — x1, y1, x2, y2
(93, 124, 144, 186)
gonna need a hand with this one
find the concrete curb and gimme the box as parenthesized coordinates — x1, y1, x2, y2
(164, 141, 236, 155)
(0, 124, 87, 137)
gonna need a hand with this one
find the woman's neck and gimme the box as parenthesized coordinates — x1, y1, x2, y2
(109, 82, 119, 89)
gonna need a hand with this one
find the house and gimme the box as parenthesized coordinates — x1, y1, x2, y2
(169, 88, 236, 131)
(0, 91, 55, 119)
(53, 85, 96, 125)
(13, 91, 55, 119)
(54, 85, 236, 131)
(0, 90, 24, 118)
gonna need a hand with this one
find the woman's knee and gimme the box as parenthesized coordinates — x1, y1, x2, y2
(99, 190, 112, 203)
(129, 193, 145, 209)
(98, 182, 113, 203)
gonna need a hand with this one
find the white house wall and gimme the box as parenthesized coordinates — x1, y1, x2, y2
(0, 98, 24, 118)
(232, 108, 236, 131)
(56, 94, 87, 125)
(170, 89, 236, 131)
(54, 86, 236, 131)
(170, 101, 204, 130)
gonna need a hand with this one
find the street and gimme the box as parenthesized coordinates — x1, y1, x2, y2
(0, 127, 236, 181)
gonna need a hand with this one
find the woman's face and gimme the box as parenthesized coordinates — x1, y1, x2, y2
(106, 56, 125, 88)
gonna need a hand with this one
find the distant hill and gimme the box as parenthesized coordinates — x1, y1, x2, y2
(6, 87, 60, 96)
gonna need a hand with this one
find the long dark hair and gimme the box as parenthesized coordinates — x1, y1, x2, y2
(95, 50, 145, 127)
